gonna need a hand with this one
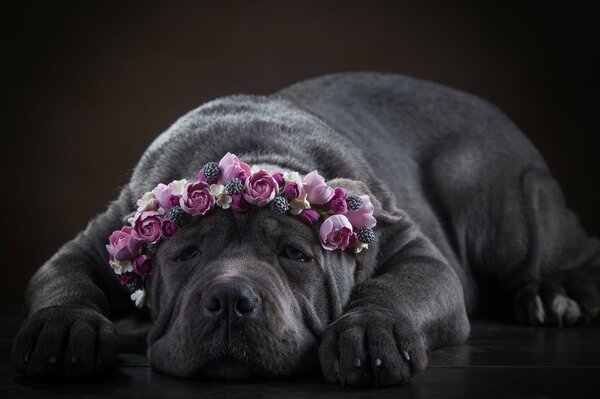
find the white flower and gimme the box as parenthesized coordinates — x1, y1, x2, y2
(110, 260, 133, 275)
(354, 242, 369, 254)
(130, 289, 146, 308)
(289, 191, 311, 215)
(210, 184, 233, 209)
(170, 179, 189, 196)
(250, 165, 261, 174)
(136, 191, 158, 212)
(284, 171, 302, 185)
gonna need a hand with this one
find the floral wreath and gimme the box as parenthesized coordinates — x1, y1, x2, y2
(106, 152, 376, 307)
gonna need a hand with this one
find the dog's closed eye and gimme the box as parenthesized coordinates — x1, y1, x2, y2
(174, 246, 200, 263)
(279, 246, 312, 263)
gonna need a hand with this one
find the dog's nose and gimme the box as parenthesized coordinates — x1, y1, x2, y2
(202, 282, 259, 320)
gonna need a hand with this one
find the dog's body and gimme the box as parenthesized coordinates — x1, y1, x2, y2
(12, 72, 600, 386)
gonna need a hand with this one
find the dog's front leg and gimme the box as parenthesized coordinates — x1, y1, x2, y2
(319, 222, 470, 387)
(11, 190, 136, 380)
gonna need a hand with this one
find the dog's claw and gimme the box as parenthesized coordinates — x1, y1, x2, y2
(354, 358, 361, 368)
(375, 358, 382, 367)
(23, 351, 29, 364)
(333, 360, 340, 373)
(401, 350, 410, 362)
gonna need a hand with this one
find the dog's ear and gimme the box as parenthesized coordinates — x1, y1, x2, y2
(326, 177, 404, 226)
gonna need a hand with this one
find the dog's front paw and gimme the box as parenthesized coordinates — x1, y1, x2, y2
(11, 306, 117, 380)
(319, 310, 427, 387)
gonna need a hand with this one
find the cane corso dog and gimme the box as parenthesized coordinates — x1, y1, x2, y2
(12, 72, 600, 387)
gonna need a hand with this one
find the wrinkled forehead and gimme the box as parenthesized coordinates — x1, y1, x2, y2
(162, 207, 320, 255)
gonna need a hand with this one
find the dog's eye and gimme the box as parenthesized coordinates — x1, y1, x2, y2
(174, 246, 200, 262)
(280, 246, 311, 263)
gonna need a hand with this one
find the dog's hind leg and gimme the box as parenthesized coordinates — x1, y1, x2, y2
(509, 168, 600, 326)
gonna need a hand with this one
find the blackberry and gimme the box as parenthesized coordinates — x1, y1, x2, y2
(356, 227, 375, 244)
(202, 161, 219, 182)
(166, 206, 190, 226)
(225, 178, 243, 195)
(346, 195, 363, 211)
(144, 242, 159, 256)
(125, 280, 139, 293)
(270, 196, 289, 214)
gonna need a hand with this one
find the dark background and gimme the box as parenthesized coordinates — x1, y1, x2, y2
(2, 1, 599, 306)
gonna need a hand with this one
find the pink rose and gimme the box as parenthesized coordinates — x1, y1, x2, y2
(284, 182, 300, 199)
(131, 211, 163, 244)
(328, 187, 348, 215)
(161, 219, 179, 238)
(106, 226, 141, 262)
(153, 183, 180, 211)
(217, 152, 251, 185)
(304, 170, 335, 205)
(230, 194, 249, 213)
(346, 195, 376, 229)
(133, 255, 153, 277)
(319, 214, 354, 251)
(299, 209, 320, 228)
(180, 181, 215, 216)
(243, 170, 279, 206)
(120, 272, 137, 285)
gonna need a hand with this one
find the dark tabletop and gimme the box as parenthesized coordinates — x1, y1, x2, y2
(1, 305, 599, 398)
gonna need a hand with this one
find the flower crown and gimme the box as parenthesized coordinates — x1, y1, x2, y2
(106, 152, 376, 307)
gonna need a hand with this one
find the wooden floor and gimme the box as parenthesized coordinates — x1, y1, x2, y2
(1, 305, 599, 398)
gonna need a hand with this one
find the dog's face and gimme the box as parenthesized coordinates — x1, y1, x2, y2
(144, 206, 359, 379)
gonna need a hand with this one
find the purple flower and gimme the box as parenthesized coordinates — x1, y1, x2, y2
(303, 170, 335, 205)
(284, 182, 301, 199)
(133, 255, 153, 277)
(106, 226, 141, 262)
(272, 172, 285, 187)
(120, 272, 137, 285)
(243, 170, 279, 206)
(180, 181, 215, 216)
(346, 195, 376, 229)
(161, 219, 179, 238)
(299, 209, 320, 228)
(131, 211, 163, 244)
(328, 187, 348, 215)
(217, 153, 251, 185)
(230, 194, 249, 213)
(319, 214, 354, 251)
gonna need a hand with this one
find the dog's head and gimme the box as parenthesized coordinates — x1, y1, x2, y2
(142, 177, 397, 380)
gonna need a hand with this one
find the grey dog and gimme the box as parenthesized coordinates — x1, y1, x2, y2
(11, 72, 600, 387)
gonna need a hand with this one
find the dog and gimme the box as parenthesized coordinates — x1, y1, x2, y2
(11, 72, 600, 387)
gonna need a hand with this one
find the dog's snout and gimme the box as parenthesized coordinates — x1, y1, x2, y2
(202, 282, 259, 320)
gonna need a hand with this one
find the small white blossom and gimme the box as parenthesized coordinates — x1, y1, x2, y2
(210, 184, 225, 197)
(210, 184, 233, 209)
(284, 171, 302, 185)
(136, 191, 158, 212)
(130, 289, 146, 308)
(110, 260, 133, 275)
(250, 165, 261, 174)
(170, 179, 189, 196)
(354, 242, 369, 254)
(289, 191, 311, 215)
